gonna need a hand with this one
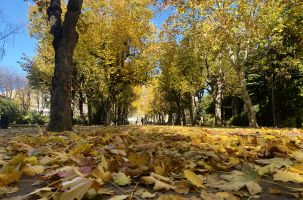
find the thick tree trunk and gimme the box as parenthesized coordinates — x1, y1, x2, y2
(236, 66, 258, 127)
(47, 0, 83, 132)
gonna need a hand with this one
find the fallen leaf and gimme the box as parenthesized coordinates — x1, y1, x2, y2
(184, 169, 204, 188)
(200, 191, 221, 200)
(110, 149, 127, 156)
(22, 164, 45, 176)
(290, 151, 303, 161)
(58, 177, 93, 200)
(273, 171, 303, 183)
(112, 172, 131, 185)
(246, 181, 262, 195)
(288, 163, 303, 174)
(108, 195, 128, 200)
(128, 150, 151, 166)
(135, 189, 157, 199)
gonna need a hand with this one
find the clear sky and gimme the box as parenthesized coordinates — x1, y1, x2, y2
(0, 0, 36, 76)
(0, 1, 169, 77)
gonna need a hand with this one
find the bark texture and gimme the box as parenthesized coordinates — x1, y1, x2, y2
(214, 73, 223, 127)
(47, 0, 83, 132)
(236, 66, 258, 127)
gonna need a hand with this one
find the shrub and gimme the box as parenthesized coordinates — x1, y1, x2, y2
(17, 111, 48, 125)
(0, 97, 23, 123)
(229, 113, 249, 126)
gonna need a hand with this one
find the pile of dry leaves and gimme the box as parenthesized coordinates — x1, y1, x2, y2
(0, 126, 303, 200)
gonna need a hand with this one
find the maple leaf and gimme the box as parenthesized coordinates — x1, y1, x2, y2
(112, 172, 131, 185)
(208, 165, 262, 195)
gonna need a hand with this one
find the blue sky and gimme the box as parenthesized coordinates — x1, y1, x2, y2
(0, 1, 169, 77)
(0, 1, 36, 76)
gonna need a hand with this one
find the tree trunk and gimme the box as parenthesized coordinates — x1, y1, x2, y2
(79, 90, 85, 122)
(47, 0, 83, 132)
(87, 101, 92, 125)
(168, 111, 173, 125)
(188, 93, 195, 126)
(271, 65, 277, 128)
(236, 66, 258, 127)
(214, 72, 223, 127)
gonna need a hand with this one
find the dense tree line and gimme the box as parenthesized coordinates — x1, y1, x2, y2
(23, 0, 303, 130)
(147, 0, 303, 127)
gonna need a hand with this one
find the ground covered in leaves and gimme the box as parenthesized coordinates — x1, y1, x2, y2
(1, 126, 303, 200)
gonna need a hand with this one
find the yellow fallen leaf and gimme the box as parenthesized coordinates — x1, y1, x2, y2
(22, 164, 45, 176)
(273, 171, 303, 183)
(154, 179, 175, 191)
(135, 189, 156, 199)
(40, 156, 56, 165)
(200, 191, 221, 200)
(0, 186, 18, 195)
(58, 177, 93, 200)
(24, 157, 38, 165)
(128, 150, 151, 166)
(226, 157, 240, 167)
(85, 188, 97, 199)
(142, 175, 175, 191)
(92, 164, 112, 184)
(25, 187, 53, 198)
(216, 192, 239, 200)
(183, 169, 204, 188)
(110, 149, 127, 156)
(246, 182, 262, 195)
(289, 163, 303, 174)
(0, 168, 22, 187)
(108, 195, 128, 200)
(158, 194, 199, 200)
(290, 151, 303, 161)
(112, 172, 131, 186)
(141, 190, 156, 199)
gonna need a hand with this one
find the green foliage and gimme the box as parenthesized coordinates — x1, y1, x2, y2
(0, 97, 23, 123)
(229, 114, 249, 127)
(32, 111, 47, 125)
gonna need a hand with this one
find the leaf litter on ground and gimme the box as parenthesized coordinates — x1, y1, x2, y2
(0, 126, 303, 199)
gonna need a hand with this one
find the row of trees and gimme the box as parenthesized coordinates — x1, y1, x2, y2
(145, 0, 303, 127)
(23, 0, 303, 130)
(23, 0, 156, 130)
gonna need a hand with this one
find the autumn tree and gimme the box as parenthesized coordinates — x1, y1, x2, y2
(25, 0, 155, 126)
(26, 0, 83, 131)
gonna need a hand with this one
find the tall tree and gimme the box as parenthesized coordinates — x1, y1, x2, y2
(46, 0, 83, 131)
